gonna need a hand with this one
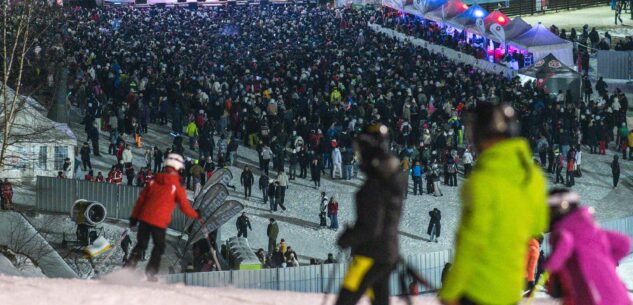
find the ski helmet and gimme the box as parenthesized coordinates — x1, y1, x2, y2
(465, 103, 520, 149)
(165, 153, 185, 171)
(548, 188, 581, 225)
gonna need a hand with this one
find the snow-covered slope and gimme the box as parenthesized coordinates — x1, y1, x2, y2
(0, 271, 562, 305)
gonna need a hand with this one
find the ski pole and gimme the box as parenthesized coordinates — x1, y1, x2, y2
(321, 250, 344, 305)
(399, 257, 437, 291)
(199, 218, 222, 271)
(526, 271, 550, 304)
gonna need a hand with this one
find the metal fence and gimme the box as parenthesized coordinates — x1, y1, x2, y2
(162, 215, 633, 295)
(597, 50, 633, 80)
(162, 250, 454, 295)
(34, 176, 187, 231)
(478, 0, 609, 16)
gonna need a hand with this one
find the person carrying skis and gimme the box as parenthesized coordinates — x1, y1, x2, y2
(335, 123, 406, 305)
(236, 212, 252, 238)
(125, 153, 200, 281)
(440, 104, 548, 305)
(544, 188, 631, 305)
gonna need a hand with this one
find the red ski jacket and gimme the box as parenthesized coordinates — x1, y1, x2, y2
(131, 173, 199, 229)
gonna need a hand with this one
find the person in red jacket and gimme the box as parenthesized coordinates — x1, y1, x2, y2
(84, 170, 94, 182)
(111, 167, 123, 185)
(124, 153, 200, 280)
(1, 178, 13, 210)
(327, 196, 339, 230)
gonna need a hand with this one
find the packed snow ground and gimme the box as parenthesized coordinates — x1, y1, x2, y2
(0, 271, 562, 305)
(522, 5, 633, 35)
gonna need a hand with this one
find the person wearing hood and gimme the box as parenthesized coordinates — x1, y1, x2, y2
(335, 124, 406, 305)
(440, 104, 548, 305)
(125, 153, 200, 281)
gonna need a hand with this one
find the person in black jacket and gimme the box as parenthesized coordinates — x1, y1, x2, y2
(153, 147, 163, 173)
(298, 146, 309, 178)
(240, 166, 255, 199)
(612, 155, 621, 187)
(427, 208, 441, 243)
(80, 142, 92, 171)
(259, 174, 269, 204)
(336, 124, 405, 305)
(236, 212, 252, 238)
(310, 157, 321, 189)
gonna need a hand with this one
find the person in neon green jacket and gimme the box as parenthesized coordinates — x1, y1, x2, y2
(440, 104, 549, 305)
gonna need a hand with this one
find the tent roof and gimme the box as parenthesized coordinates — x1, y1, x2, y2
(450, 4, 489, 26)
(484, 10, 509, 27)
(382, 0, 404, 10)
(419, 0, 447, 12)
(425, 0, 469, 20)
(503, 16, 532, 40)
(511, 23, 570, 49)
(519, 54, 580, 78)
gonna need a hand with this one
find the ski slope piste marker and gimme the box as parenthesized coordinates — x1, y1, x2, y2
(175, 183, 229, 255)
(193, 168, 233, 209)
(190, 200, 245, 245)
(176, 200, 244, 268)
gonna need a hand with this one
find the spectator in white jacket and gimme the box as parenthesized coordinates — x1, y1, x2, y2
(122, 145, 133, 167)
(462, 148, 474, 177)
(331, 146, 342, 179)
(575, 146, 582, 177)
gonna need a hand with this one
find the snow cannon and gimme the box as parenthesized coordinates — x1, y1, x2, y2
(69, 200, 108, 247)
(70, 200, 107, 226)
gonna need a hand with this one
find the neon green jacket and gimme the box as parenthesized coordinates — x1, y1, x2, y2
(440, 138, 548, 305)
(185, 122, 198, 137)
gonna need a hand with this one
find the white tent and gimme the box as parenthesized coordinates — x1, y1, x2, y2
(0, 86, 77, 183)
(508, 23, 574, 67)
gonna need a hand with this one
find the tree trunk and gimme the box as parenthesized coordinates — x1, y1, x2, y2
(47, 66, 69, 124)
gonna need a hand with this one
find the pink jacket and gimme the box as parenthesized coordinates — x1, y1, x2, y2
(545, 207, 631, 305)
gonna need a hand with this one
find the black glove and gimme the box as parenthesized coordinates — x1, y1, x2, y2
(129, 218, 138, 228)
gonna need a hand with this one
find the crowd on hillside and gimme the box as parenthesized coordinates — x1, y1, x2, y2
(10, 3, 630, 268)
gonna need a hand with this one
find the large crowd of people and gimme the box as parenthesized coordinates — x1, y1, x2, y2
(10, 2, 631, 269)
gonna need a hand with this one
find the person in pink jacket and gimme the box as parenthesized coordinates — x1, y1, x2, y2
(545, 188, 631, 305)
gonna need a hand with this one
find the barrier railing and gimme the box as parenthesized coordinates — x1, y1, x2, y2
(163, 215, 633, 295)
(34, 176, 187, 231)
(597, 50, 633, 80)
(163, 250, 454, 296)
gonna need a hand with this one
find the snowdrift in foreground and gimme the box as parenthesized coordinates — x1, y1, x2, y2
(0, 273, 560, 305)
